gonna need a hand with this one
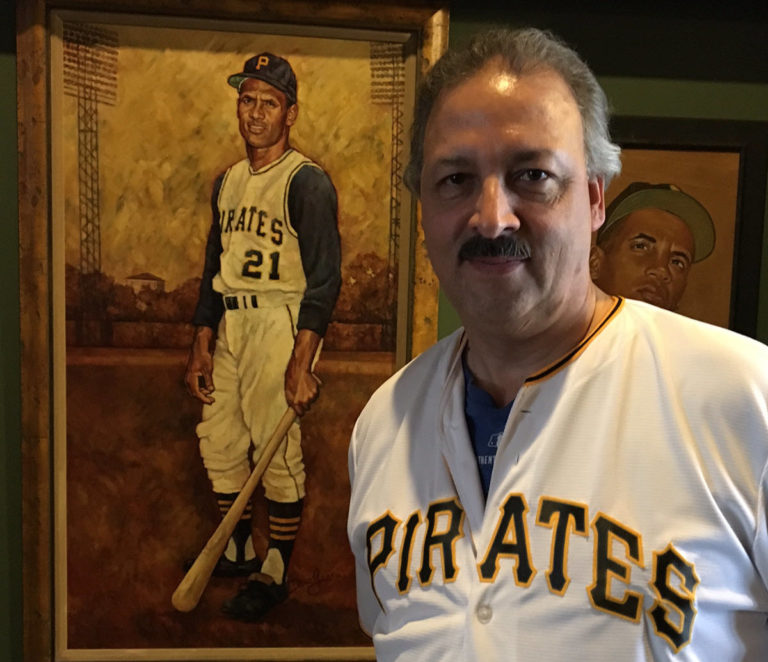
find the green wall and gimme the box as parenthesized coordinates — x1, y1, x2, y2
(2, 4, 767, 660)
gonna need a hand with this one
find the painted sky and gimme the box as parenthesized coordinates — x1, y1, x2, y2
(58, 21, 403, 290)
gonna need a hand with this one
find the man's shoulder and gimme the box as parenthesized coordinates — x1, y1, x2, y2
(225, 157, 250, 173)
(288, 151, 333, 186)
(291, 161, 333, 184)
(215, 157, 249, 184)
(287, 156, 336, 207)
(620, 298, 768, 374)
(357, 330, 462, 422)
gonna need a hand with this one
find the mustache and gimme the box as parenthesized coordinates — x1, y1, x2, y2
(458, 235, 531, 261)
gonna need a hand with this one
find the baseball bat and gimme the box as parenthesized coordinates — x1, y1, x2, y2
(171, 406, 297, 612)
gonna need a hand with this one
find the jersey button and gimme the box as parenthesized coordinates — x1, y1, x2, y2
(476, 604, 493, 624)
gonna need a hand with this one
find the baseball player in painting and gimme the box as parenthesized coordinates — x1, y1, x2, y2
(347, 29, 768, 660)
(186, 52, 341, 621)
(590, 182, 716, 311)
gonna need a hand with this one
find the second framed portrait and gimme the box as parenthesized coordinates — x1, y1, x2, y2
(593, 116, 767, 335)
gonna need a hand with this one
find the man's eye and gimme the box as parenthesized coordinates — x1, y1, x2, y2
(446, 173, 469, 185)
(433, 172, 474, 199)
(438, 173, 472, 189)
(671, 257, 689, 271)
(629, 239, 650, 251)
(519, 169, 549, 182)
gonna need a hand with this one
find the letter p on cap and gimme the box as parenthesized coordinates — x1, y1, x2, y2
(256, 55, 270, 69)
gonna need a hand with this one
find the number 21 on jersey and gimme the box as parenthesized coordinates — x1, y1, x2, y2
(242, 249, 280, 280)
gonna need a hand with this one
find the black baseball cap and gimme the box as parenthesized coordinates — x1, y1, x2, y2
(598, 182, 716, 262)
(228, 53, 297, 106)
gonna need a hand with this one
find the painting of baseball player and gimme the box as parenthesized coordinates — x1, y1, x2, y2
(184, 52, 341, 622)
(589, 182, 715, 311)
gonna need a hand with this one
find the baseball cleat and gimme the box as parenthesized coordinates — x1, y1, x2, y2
(220, 572, 288, 622)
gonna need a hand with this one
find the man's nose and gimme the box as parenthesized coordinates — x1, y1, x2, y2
(249, 101, 265, 118)
(647, 262, 672, 282)
(471, 176, 520, 237)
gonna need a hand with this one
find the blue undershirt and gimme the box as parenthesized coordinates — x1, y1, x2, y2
(462, 355, 514, 499)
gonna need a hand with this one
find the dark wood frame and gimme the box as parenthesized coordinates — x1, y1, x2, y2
(609, 116, 768, 337)
(17, 2, 448, 660)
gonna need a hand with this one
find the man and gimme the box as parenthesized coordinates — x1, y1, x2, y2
(590, 182, 715, 310)
(185, 52, 341, 621)
(347, 28, 768, 660)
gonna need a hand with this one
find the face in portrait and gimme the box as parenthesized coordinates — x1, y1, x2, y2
(237, 78, 297, 155)
(590, 182, 715, 311)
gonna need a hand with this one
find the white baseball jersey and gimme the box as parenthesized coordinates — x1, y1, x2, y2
(213, 149, 311, 303)
(347, 298, 768, 661)
(196, 148, 338, 501)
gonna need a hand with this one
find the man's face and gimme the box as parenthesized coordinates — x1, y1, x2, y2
(419, 62, 605, 335)
(237, 78, 296, 151)
(590, 209, 694, 310)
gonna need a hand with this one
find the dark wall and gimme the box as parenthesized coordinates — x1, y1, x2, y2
(1, 0, 22, 659)
(450, 2, 768, 82)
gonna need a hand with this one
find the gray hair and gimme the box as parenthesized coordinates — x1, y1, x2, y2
(404, 28, 622, 195)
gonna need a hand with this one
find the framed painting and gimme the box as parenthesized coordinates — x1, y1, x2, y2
(17, 1, 448, 660)
(599, 116, 768, 336)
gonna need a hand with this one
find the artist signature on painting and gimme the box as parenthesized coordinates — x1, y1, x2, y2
(293, 567, 349, 596)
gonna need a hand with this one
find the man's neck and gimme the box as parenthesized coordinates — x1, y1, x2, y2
(463, 286, 613, 406)
(246, 141, 290, 171)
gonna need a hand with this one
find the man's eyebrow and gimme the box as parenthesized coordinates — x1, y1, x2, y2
(428, 149, 561, 168)
(426, 155, 473, 170)
(239, 91, 277, 100)
(671, 248, 693, 262)
(514, 148, 559, 163)
(629, 232, 657, 243)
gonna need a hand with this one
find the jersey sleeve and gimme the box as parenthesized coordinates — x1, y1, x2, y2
(347, 417, 378, 637)
(191, 173, 225, 328)
(754, 455, 768, 591)
(288, 165, 342, 337)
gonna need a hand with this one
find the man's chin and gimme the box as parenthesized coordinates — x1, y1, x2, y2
(634, 289, 672, 311)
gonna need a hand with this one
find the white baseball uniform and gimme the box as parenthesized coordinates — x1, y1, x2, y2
(347, 297, 768, 661)
(194, 148, 340, 501)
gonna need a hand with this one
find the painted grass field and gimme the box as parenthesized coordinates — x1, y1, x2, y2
(63, 348, 392, 651)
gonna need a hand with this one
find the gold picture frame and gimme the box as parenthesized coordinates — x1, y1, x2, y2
(17, 1, 448, 660)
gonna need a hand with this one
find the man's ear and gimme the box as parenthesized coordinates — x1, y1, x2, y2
(588, 177, 606, 233)
(286, 103, 298, 127)
(589, 245, 604, 281)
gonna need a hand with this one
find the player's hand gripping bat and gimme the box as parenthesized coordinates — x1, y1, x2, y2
(171, 406, 297, 612)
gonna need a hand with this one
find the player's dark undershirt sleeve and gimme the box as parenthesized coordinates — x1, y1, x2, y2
(288, 165, 342, 337)
(192, 173, 225, 329)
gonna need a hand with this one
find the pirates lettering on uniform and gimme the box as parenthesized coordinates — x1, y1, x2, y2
(397, 511, 421, 594)
(271, 217, 284, 245)
(223, 208, 235, 233)
(535, 497, 588, 595)
(219, 205, 284, 246)
(478, 493, 535, 586)
(365, 491, 699, 652)
(648, 544, 699, 653)
(418, 498, 464, 586)
(366, 511, 400, 610)
(587, 513, 644, 622)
